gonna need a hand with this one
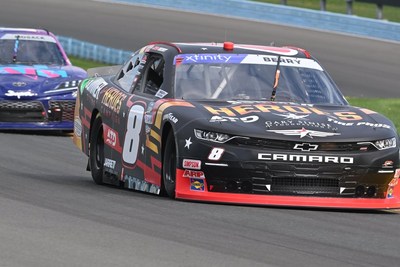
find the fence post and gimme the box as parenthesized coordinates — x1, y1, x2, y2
(376, 3, 383, 19)
(320, 0, 326, 11)
(345, 0, 353, 15)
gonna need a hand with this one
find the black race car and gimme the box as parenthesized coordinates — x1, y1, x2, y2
(73, 41, 400, 209)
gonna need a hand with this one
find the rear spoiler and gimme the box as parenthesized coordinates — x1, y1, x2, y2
(87, 65, 122, 77)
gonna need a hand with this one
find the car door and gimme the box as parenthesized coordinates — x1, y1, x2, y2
(100, 50, 145, 180)
(118, 52, 167, 188)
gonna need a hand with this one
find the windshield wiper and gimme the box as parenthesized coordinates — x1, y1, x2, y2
(12, 35, 20, 63)
(270, 55, 281, 101)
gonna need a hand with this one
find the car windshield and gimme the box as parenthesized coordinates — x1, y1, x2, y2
(174, 54, 347, 105)
(0, 37, 66, 65)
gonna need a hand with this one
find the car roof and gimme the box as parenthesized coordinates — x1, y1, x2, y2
(0, 27, 51, 36)
(154, 42, 312, 59)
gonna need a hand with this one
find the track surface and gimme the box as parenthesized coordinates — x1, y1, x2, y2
(1, 0, 400, 266)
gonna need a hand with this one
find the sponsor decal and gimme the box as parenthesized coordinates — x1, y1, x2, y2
(267, 127, 340, 139)
(155, 89, 168, 98)
(265, 120, 337, 131)
(103, 123, 122, 153)
(387, 187, 394, 198)
(151, 46, 168, 52)
(74, 117, 82, 137)
(273, 113, 309, 120)
(258, 153, 354, 164)
(144, 114, 153, 124)
(163, 113, 178, 123)
(175, 54, 321, 69)
(5, 89, 37, 99)
(104, 158, 116, 169)
(183, 159, 201, 170)
(327, 117, 391, 129)
(86, 77, 107, 99)
(293, 143, 318, 151)
(105, 128, 117, 147)
(190, 178, 205, 191)
(209, 115, 259, 123)
(124, 175, 160, 194)
(1, 33, 56, 43)
(101, 87, 127, 113)
(203, 103, 364, 121)
(176, 54, 243, 64)
(260, 56, 323, 70)
(383, 160, 394, 168)
(184, 137, 193, 149)
(183, 170, 205, 178)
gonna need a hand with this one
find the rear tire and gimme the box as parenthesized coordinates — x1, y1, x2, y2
(162, 131, 177, 198)
(89, 116, 104, 185)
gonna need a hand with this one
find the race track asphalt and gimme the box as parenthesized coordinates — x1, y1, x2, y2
(1, 0, 399, 266)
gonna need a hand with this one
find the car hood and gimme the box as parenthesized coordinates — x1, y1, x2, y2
(0, 64, 86, 99)
(178, 100, 397, 142)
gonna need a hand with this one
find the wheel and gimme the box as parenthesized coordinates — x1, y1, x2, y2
(162, 131, 177, 198)
(89, 116, 104, 185)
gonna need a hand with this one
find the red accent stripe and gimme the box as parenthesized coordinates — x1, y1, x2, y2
(175, 169, 400, 209)
(148, 41, 182, 53)
(136, 157, 162, 186)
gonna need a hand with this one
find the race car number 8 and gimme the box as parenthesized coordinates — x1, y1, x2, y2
(122, 104, 145, 164)
(208, 148, 224, 161)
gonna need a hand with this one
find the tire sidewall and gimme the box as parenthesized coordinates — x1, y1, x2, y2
(162, 131, 177, 198)
(89, 116, 104, 185)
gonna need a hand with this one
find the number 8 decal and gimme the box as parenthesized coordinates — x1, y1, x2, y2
(122, 104, 145, 164)
(208, 147, 224, 161)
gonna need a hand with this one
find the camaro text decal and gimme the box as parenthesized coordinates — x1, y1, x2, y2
(258, 153, 354, 164)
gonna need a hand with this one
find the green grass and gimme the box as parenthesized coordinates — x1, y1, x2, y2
(347, 98, 400, 134)
(69, 56, 108, 70)
(254, 0, 400, 22)
(69, 56, 400, 133)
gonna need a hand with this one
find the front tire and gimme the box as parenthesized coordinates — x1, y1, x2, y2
(89, 116, 104, 185)
(162, 131, 177, 198)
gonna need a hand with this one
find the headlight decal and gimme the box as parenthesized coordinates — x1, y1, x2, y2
(44, 79, 82, 94)
(358, 137, 397, 150)
(194, 129, 231, 143)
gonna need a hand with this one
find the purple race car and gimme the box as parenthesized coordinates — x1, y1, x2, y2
(0, 27, 87, 130)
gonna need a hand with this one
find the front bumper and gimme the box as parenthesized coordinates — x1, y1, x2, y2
(0, 99, 75, 130)
(0, 121, 73, 130)
(175, 169, 400, 209)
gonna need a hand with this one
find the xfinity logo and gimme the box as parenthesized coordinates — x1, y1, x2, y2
(258, 153, 354, 164)
(293, 143, 318, 151)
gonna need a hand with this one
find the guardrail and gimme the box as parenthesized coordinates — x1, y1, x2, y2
(111, 0, 400, 42)
(57, 36, 131, 64)
(58, 0, 400, 64)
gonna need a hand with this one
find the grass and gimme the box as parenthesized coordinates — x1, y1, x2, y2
(69, 56, 108, 70)
(347, 98, 400, 134)
(69, 56, 400, 133)
(253, 0, 400, 22)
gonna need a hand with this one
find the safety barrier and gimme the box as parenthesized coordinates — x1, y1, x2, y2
(59, 0, 400, 64)
(57, 36, 131, 64)
(111, 0, 400, 42)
